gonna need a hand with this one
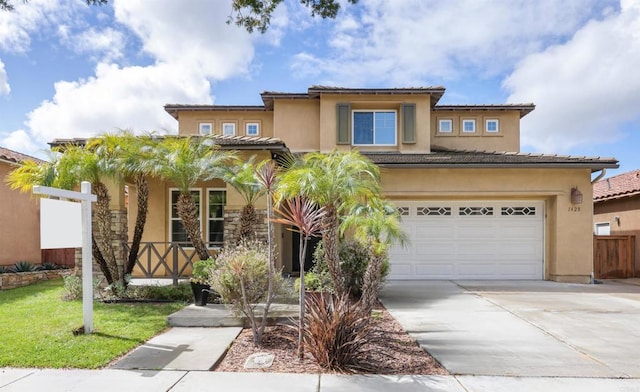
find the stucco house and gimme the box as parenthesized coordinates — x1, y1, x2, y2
(58, 86, 619, 283)
(0, 147, 43, 266)
(593, 169, 640, 276)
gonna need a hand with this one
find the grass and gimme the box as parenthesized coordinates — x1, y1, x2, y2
(0, 279, 185, 369)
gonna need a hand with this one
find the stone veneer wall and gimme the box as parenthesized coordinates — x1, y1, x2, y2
(74, 209, 128, 287)
(0, 270, 73, 290)
(224, 208, 268, 247)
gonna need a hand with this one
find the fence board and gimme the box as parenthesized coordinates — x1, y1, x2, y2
(41, 248, 75, 267)
(593, 235, 635, 279)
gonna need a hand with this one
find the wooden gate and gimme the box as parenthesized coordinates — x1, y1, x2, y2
(593, 235, 636, 279)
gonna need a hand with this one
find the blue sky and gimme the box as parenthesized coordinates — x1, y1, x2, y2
(1, 0, 639, 177)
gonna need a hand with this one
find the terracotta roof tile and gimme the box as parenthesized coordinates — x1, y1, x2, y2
(0, 146, 44, 164)
(593, 169, 640, 201)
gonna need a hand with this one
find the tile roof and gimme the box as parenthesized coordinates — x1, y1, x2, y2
(593, 169, 640, 202)
(363, 149, 618, 171)
(0, 146, 44, 164)
(434, 104, 535, 118)
(49, 135, 287, 150)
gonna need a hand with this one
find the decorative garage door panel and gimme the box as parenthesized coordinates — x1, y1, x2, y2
(389, 201, 544, 280)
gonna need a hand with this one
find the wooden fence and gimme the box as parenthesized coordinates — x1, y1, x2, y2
(125, 242, 215, 285)
(593, 235, 636, 279)
(41, 248, 75, 267)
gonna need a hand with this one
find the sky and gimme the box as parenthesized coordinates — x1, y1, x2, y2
(1, 0, 639, 178)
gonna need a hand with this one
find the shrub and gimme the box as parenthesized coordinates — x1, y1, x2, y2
(37, 263, 60, 271)
(294, 271, 333, 293)
(190, 258, 216, 284)
(130, 283, 193, 302)
(208, 240, 286, 345)
(312, 240, 390, 297)
(61, 275, 82, 301)
(10, 261, 38, 273)
(303, 293, 373, 373)
(0, 266, 9, 274)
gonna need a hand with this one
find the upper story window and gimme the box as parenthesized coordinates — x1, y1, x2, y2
(222, 122, 236, 136)
(199, 123, 213, 135)
(485, 119, 499, 133)
(438, 119, 453, 133)
(352, 110, 397, 145)
(462, 119, 476, 133)
(246, 122, 260, 136)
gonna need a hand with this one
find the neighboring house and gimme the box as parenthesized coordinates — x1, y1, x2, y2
(593, 169, 640, 275)
(54, 86, 619, 283)
(0, 147, 42, 266)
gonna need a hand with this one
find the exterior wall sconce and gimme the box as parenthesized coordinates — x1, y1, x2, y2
(570, 187, 583, 204)
(614, 216, 621, 226)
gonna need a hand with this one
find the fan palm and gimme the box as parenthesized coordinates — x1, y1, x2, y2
(278, 150, 382, 297)
(141, 136, 237, 260)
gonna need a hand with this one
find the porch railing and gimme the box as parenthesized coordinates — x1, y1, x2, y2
(122, 242, 219, 286)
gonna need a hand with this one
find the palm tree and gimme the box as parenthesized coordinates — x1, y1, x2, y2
(342, 199, 407, 314)
(6, 149, 118, 284)
(59, 145, 122, 284)
(278, 150, 382, 297)
(88, 131, 155, 278)
(273, 196, 325, 359)
(223, 157, 265, 243)
(142, 136, 237, 260)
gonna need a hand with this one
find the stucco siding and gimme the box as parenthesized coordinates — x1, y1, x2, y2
(594, 196, 640, 275)
(381, 167, 595, 282)
(431, 111, 521, 152)
(0, 162, 42, 265)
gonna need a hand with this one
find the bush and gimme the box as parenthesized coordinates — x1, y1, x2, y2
(303, 293, 373, 373)
(37, 263, 60, 271)
(129, 283, 193, 302)
(10, 261, 37, 273)
(61, 275, 82, 301)
(191, 258, 216, 284)
(0, 266, 9, 274)
(294, 271, 333, 293)
(208, 240, 286, 344)
(312, 240, 390, 297)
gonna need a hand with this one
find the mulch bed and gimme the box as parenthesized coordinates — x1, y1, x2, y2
(213, 303, 448, 375)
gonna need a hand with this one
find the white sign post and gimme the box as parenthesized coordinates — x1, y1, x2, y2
(34, 181, 97, 334)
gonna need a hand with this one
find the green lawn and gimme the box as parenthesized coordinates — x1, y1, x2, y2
(0, 280, 185, 368)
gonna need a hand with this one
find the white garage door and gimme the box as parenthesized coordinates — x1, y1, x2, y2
(388, 201, 544, 280)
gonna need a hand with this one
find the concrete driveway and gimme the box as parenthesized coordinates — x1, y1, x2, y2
(379, 280, 640, 378)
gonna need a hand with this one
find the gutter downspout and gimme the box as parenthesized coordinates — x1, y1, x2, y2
(591, 168, 607, 184)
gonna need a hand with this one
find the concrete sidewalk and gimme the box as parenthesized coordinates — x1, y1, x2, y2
(3, 368, 640, 391)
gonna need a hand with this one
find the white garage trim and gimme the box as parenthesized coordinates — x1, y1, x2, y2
(389, 200, 545, 280)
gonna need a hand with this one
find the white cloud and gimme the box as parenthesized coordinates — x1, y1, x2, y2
(60, 26, 126, 62)
(1, 129, 39, 156)
(504, 0, 640, 153)
(0, 58, 9, 95)
(291, 0, 618, 86)
(21, 0, 259, 144)
(0, 0, 80, 53)
(26, 62, 212, 142)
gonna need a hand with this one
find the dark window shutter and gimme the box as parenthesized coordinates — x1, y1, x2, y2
(336, 103, 351, 145)
(402, 103, 416, 144)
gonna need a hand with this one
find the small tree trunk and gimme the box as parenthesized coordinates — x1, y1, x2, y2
(92, 233, 113, 284)
(176, 192, 210, 260)
(93, 181, 120, 285)
(360, 246, 384, 315)
(236, 204, 258, 243)
(125, 174, 149, 277)
(257, 191, 276, 345)
(297, 235, 308, 359)
(322, 206, 345, 296)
